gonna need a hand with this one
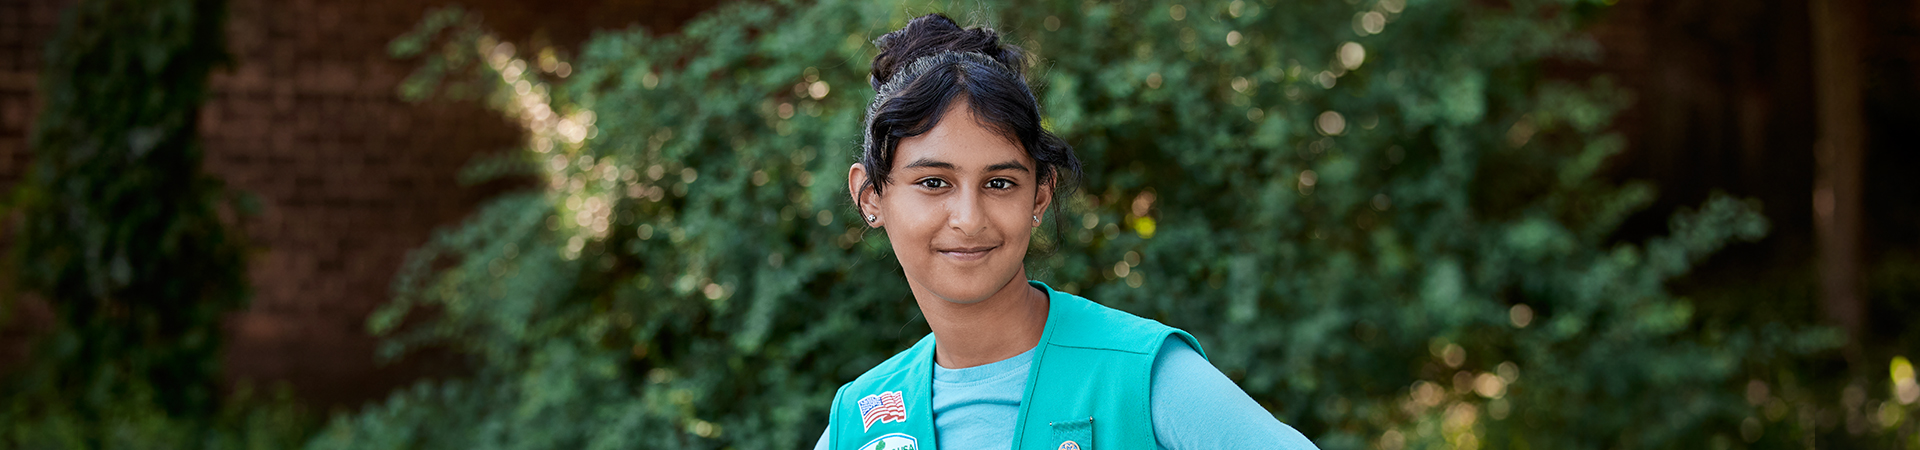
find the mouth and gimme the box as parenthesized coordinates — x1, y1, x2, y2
(936, 245, 998, 262)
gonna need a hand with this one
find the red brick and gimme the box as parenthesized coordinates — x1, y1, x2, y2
(0, 0, 707, 410)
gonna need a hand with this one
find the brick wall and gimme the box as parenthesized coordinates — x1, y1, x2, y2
(206, 0, 531, 407)
(0, 0, 711, 409)
(0, 0, 64, 377)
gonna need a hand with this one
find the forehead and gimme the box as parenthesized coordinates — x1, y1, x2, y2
(894, 100, 1030, 170)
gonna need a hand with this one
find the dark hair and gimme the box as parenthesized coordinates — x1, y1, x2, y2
(858, 13, 1082, 208)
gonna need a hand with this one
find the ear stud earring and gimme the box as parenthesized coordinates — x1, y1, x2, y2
(866, 214, 878, 224)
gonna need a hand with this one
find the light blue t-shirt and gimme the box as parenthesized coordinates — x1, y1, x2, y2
(813, 337, 1318, 450)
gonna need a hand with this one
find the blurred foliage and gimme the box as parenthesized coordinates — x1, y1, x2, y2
(306, 0, 1919, 449)
(1679, 251, 1920, 448)
(1, 382, 313, 450)
(0, 0, 313, 447)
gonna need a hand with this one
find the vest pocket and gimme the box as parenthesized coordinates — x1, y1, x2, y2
(1049, 417, 1093, 450)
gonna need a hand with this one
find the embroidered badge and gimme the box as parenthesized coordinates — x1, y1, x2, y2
(857, 391, 908, 431)
(1058, 441, 1081, 450)
(856, 432, 917, 450)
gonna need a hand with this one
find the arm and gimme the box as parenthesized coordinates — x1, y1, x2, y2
(1150, 336, 1319, 450)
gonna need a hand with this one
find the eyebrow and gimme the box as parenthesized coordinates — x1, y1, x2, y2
(985, 161, 1032, 173)
(901, 158, 1031, 173)
(902, 158, 955, 170)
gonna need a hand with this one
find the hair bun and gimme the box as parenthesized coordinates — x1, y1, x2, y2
(870, 13, 1027, 91)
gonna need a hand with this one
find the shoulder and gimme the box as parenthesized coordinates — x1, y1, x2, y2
(1146, 337, 1319, 450)
(1040, 282, 1203, 358)
(1148, 337, 1215, 389)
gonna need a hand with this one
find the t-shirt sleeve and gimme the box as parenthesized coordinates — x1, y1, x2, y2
(1150, 336, 1319, 450)
(813, 427, 829, 450)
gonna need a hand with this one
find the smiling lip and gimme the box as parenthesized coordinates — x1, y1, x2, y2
(937, 245, 997, 261)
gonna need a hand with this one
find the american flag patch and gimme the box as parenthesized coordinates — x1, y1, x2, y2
(857, 391, 907, 431)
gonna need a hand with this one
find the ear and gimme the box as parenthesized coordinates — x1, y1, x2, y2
(1031, 171, 1055, 227)
(848, 163, 883, 227)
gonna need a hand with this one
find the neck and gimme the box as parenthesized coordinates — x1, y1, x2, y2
(913, 271, 1050, 369)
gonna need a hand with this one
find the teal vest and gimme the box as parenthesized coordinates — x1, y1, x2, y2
(827, 281, 1205, 450)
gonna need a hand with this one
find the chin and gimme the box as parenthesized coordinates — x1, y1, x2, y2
(922, 266, 1023, 305)
(928, 282, 1000, 305)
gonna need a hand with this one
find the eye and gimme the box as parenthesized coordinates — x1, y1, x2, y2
(985, 178, 1017, 190)
(916, 178, 950, 189)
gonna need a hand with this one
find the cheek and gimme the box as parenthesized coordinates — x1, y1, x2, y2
(879, 195, 939, 243)
(990, 197, 1039, 238)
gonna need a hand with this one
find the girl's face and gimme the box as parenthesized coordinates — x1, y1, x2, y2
(852, 99, 1051, 305)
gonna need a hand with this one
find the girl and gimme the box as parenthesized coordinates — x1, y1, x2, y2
(816, 13, 1318, 450)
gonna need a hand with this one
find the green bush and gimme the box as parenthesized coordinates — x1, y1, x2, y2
(312, 0, 1853, 449)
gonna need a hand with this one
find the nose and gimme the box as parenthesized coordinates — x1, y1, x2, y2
(948, 187, 988, 237)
